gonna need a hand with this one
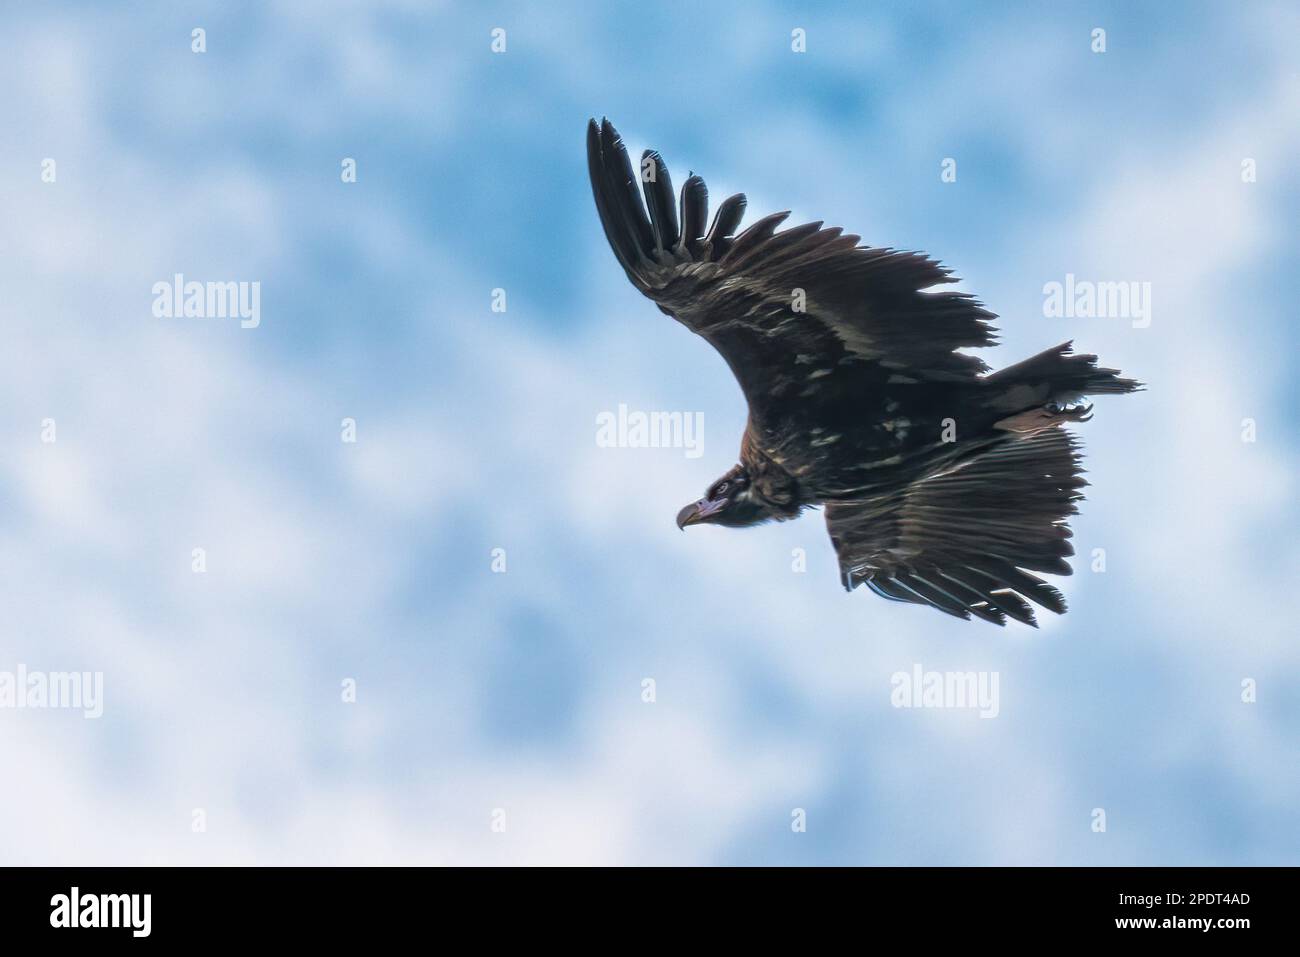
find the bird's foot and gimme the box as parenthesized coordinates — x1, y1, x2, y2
(996, 401, 1093, 433)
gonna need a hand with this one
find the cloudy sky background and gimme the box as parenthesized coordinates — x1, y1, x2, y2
(1, 1, 1296, 865)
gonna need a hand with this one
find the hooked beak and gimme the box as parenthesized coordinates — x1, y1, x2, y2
(676, 498, 726, 529)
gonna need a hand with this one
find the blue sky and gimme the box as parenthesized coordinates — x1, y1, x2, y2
(0, 1, 1296, 864)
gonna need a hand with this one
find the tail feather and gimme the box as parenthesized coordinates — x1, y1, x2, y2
(985, 340, 1142, 411)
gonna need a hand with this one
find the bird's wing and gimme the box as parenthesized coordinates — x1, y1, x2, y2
(825, 427, 1086, 626)
(587, 118, 997, 417)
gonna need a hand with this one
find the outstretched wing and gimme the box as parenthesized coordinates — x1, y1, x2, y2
(586, 118, 998, 419)
(825, 428, 1087, 626)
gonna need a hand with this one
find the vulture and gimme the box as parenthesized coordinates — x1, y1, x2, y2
(586, 118, 1140, 626)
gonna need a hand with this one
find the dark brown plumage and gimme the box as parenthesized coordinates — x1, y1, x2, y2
(588, 118, 1140, 626)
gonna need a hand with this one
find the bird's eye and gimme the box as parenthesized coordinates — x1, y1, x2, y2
(714, 482, 729, 497)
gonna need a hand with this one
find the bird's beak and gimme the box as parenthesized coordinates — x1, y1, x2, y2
(676, 498, 724, 529)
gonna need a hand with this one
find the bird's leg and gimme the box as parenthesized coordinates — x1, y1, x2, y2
(995, 402, 1094, 434)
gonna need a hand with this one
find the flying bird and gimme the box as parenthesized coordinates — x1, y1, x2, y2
(586, 118, 1140, 626)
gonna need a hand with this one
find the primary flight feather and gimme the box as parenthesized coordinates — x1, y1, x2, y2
(587, 118, 1140, 626)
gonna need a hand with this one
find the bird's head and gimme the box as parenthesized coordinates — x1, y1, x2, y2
(676, 465, 775, 529)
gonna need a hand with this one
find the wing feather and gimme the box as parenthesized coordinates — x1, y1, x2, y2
(640, 150, 679, 255)
(827, 428, 1086, 626)
(586, 118, 998, 413)
(677, 174, 708, 255)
